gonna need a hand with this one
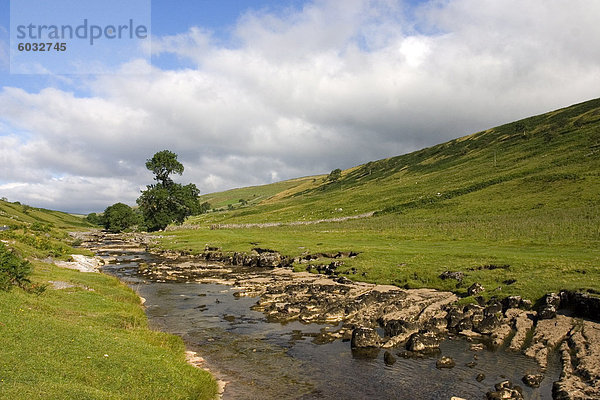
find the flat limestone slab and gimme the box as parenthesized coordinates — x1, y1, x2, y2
(54, 254, 104, 273)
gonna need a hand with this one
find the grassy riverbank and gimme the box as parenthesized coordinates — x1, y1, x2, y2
(157, 98, 600, 302)
(0, 200, 218, 399)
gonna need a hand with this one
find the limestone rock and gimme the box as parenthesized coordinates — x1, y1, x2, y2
(383, 351, 397, 366)
(552, 320, 600, 399)
(502, 295, 522, 311)
(522, 374, 544, 388)
(475, 314, 502, 335)
(468, 283, 485, 296)
(506, 309, 534, 352)
(470, 343, 485, 351)
(486, 380, 523, 400)
(406, 332, 440, 352)
(436, 356, 455, 369)
(351, 327, 383, 348)
(538, 292, 561, 320)
(524, 315, 573, 370)
(439, 271, 464, 282)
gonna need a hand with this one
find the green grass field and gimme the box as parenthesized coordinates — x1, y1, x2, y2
(159, 98, 600, 302)
(0, 200, 218, 399)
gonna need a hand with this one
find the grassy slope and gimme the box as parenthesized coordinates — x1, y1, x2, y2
(198, 176, 321, 210)
(0, 200, 217, 399)
(0, 201, 92, 230)
(160, 98, 600, 301)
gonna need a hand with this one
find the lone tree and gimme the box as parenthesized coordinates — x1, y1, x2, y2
(137, 150, 201, 231)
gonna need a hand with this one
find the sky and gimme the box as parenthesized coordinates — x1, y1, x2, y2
(1, 0, 599, 214)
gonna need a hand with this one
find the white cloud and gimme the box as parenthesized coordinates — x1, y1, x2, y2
(0, 176, 141, 214)
(1, 0, 600, 212)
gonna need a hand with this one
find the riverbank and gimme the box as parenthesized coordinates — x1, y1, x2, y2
(70, 231, 228, 398)
(0, 232, 218, 399)
(92, 231, 600, 399)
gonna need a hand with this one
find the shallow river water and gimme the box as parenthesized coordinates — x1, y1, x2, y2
(97, 240, 560, 400)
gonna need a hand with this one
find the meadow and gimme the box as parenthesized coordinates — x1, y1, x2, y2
(0, 200, 217, 399)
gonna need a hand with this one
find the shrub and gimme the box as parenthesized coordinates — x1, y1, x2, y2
(31, 222, 51, 232)
(199, 202, 211, 214)
(0, 242, 32, 291)
(326, 168, 342, 182)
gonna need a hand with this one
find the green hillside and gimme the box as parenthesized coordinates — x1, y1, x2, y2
(159, 98, 600, 301)
(198, 176, 322, 210)
(0, 200, 93, 230)
(193, 98, 600, 225)
(0, 199, 96, 259)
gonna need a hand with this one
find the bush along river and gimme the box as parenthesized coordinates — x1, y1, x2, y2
(73, 232, 600, 400)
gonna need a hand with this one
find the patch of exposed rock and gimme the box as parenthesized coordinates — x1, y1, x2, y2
(524, 315, 573, 370)
(48, 280, 94, 291)
(242, 269, 458, 348)
(506, 309, 535, 351)
(153, 246, 293, 269)
(75, 231, 600, 399)
(53, 254, 104, 273)
(552, 320, 600, 399)
(486, 380, 524, 399)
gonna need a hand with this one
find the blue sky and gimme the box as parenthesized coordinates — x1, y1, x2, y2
(1, 0, 600, 213)
(1, 0, 306, 91)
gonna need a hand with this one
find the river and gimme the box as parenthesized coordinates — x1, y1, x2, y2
(92, 234, 560, 399)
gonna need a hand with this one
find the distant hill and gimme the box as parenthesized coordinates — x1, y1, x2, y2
(0, 198, 94, 259)
(194, 97, 600, 225)
(0, 199, 92, 230)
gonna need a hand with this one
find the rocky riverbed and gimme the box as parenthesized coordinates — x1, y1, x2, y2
(73, 231, 600, 399)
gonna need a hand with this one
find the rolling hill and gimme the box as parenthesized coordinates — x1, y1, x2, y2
(160, 98, 600, 301)
(194, 97, 599, 227)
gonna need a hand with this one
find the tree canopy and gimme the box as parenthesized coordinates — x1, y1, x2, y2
(102, 202, 138, 233)
(137, 150, 201, 231)
(145, 150, 184, 187)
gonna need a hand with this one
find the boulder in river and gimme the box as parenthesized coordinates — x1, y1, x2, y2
(486, 380, 524, 400)
(436, 356, 455, 369)
(383, 351, 396, 366)
(383, 319, 418, 337)
(522, 373, 544, 388)
(351, 327, 383, 348)
(406, 332, 440, 352)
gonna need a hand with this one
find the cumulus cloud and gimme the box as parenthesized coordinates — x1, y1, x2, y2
(1, 0, 600, 212)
